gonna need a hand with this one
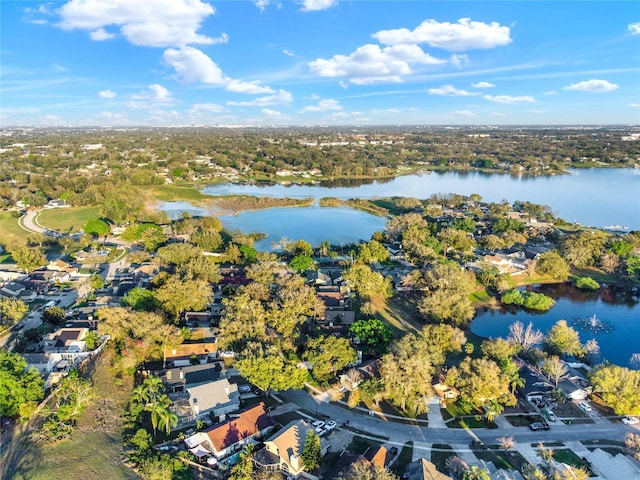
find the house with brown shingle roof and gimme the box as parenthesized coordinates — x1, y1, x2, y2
(193, 402, 275, 460)
(363, 445, 387, 469)
(43, 328, 88, 353)
(404, 458, 453, 480)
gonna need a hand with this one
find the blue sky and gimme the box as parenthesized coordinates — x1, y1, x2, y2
(1, 0, 639, 126)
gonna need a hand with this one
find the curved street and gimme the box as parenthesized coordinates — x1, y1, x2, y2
(281, 389, 636, 449)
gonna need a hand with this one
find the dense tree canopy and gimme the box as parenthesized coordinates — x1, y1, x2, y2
(0, 349, 45, 417)
(590, 365, 640, 416)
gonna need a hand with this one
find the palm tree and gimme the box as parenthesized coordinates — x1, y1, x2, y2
(142, 376, 164, 402)
(147, 394, 174, 436)
(130, 385, 149, 405)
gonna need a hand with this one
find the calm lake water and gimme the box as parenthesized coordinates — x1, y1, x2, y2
(471, 284, 640, 367)
(202, 168, 640, 231)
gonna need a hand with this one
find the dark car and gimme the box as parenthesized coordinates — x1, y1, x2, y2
(529, 421, 550, 431)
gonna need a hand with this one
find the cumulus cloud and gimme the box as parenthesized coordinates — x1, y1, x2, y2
(227, 89, 293, 106)
(563, 79, 619, 92)
(309, 43, 444, 84)
(373, 17, 512, 51)
(283, 49, 295, 56)
(254, 0, 271, 12)
(428, 84, 477, 96)
(163, 46, 226, 84)
(98, 89, 117, 99)
(189, 103, 226, 114)
(454, 110, 475, 117)
(628, 22, 640, 35)
(300, 0, 338, 11)
(261, 108, 282, 117)
(472, 81, 494, 88)
(300, 99, 342, 112)
(483, 94, 534, 104)
(226, 80, 275, 94)
(131, 84, 172, 102)
(450, 53, 469, 67)
(56, 0, 218, 48)
(90, 27, 115, 41)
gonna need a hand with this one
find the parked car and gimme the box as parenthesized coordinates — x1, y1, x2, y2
(622, 416, 639, 425)
(237, 384, 252, 394)
(542, 409, 557, 422)
(577, 401, 592, 413)
(312, 420, 325, 432)
(325, 420, 337, 431)
(529, 421, 550, 431)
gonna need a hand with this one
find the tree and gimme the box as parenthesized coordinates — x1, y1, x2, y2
(445, 456, 469, 477)
(497, 436, 515, 453)
(155, 275, 213, 320)
(301, 429, 321, 472)
(349, 319, 394, 355)
(575, 276, 600, 290)
(178, 255, 220, 283)
(590, 365, 640, 415)
(481, 338, 520, 365)
(0, 349, 45, 417)
(0, 297, 28, 326)
(304, 335, 357, 382)
(417, 262, 476, 325)
(462, 466, 491, 480)
(357, 240, 390, 264)
(42, 305, 66, 325)
(535, 250, 570, 281)
(147, 393, 178, 436)
(235, 345, 308, 394)
(508, 321, 543, 351)
(229, 445, 254, 480)
(337, 461, 399, 480)
(83, 218, 110, 238)
(343, 264, 393, 300)
(625, 432, 640, 461)
(447, 357, 515, 412)
(546, 320, 583, 357)
(122, 287, 158, 311)
(156, 243, 201, 267)
(11, 245, 47, 272)
(290, 255, 314, 272)
(542, 356, 569, 387)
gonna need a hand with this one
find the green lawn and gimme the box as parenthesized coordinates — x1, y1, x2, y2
(0, 211, 30, 247)
(472, 449, 530, 472)
(37, 206, 102, 233)
(553, 448, 591, 471)
(430, 444, 455, 474)
(372, 292, 423, 337)
(145, 184, 211, 203)
(390, 442, 413, 476)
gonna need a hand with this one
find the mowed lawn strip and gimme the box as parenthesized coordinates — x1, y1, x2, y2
(37, 206, 102, 233)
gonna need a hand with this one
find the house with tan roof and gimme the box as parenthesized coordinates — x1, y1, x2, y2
(184, 402, 276, 461)
(44, 328, 88, 354)
(163, 341, 218, 367)
(253, 419, 326, 478)
(404, 458, 453, 480)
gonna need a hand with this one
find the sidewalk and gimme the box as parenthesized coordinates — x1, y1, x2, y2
(427, 398, 447, 428)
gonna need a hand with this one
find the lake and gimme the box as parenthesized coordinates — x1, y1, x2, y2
(202, 168, 640, 231)
(471, 284, 640, 367)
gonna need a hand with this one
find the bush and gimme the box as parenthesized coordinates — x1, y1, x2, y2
(575, 276, 600, 290)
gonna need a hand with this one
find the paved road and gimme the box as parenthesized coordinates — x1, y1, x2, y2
(19, 210, 45, 234)
(282, 389, 636, 448)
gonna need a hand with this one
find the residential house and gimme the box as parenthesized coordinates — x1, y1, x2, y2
(47, 259, 78, 276)
(585, 448, 640, 480)
(433, 383, 460, 404)
(306, 270, 331, 286)
(185, 402, 276, 461)
(253, 419, 326, 478)
(148, 361, 227, 394)
(363, 446, 388, 469)
(404, 458, 453, 480)
(1, 282, 26, 298)
(43, 328, 88, 354)
(163, 341, 218, 367)
(173, 378, 239, 427)
(0, 266, 25, 282)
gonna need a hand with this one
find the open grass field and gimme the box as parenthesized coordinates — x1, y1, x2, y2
(37, 206, 102, 233)
(0, 211, 30, 247)
(372, 292, 423, 337)
(3, 350, 137, 480)
(145, 184, 211, 203)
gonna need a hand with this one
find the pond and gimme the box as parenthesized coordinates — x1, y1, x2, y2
(470, 284, 640, 367)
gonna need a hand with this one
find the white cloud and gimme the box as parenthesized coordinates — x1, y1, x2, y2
(98, 89, 117, 99)
(627, 103, 640, 108)
(300, 0, 338, 11)
(261, 108, 282, 117)
(371, 108, 400, 114)
(163, 46, 226, 84)
(131, 84, 172, 102)
(454, 110, 475, 117)
(90, 27, 115, 41)
(226, 80, 275, 94)
(373, 18, 512, 51)
(339, 81, 349, 89)
(52, 64, 68, 72)
(309, 43, 445, 84)
(428, 84, 477, 96)
(472, 81, 494, 88)
(563, 79, 619, 93)
(254, 0, 271, 12)
(283, 49, 295, 56)
(483, 94, 534, 104)
(56, 0, 217, 48)
(628, 22, 640, 35)
(228, 89, 293, 106)
(300, 99, 342, 112)
(543, 90, 558, 95)
(189, 103, 226, 114)
(450, 53, 469, 67)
